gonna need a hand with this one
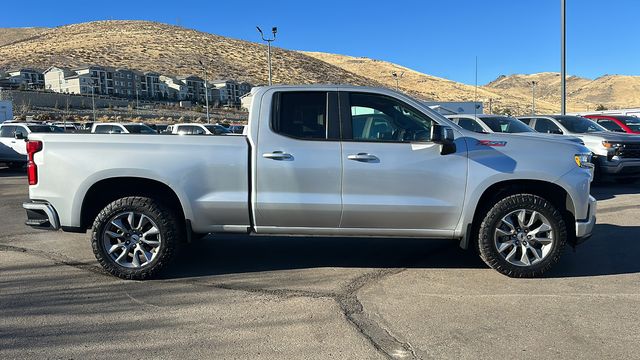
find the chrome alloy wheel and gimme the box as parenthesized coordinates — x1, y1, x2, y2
(102, 212, 162, 268)
(494, 209, 554, 267)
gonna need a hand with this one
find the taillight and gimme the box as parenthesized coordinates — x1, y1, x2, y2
(26, 140, 43, 185)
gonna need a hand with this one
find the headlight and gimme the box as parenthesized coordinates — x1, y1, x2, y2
(574, 153, 593, 168)
(602, 141, 622, 149)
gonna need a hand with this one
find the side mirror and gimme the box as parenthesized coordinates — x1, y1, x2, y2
(431, 124, 456, 155)
(14, 132, 25, 140)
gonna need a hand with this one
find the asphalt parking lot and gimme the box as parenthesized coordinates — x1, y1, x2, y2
(1, 166, 639, 360)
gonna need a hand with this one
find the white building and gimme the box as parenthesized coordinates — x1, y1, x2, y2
(44, 66, 94, 94)
(159, 75, 188, 100)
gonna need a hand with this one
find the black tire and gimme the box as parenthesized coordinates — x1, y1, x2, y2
(91, 196, 182, 280)
(477, 194, 567, 278)
(615, 178, 637, 184)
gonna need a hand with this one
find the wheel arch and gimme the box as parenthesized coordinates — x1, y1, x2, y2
(80, 177, 187, 231)
(461, 179, 577, 249)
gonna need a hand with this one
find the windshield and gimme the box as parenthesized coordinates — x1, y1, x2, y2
(554, 116, 606, 133)
(205, 125, 231, 134)
(123, 124, 156, 134)
(479, 116, 534, 133)
(28, 125, 65, 133)
(617, 116, 640, 131)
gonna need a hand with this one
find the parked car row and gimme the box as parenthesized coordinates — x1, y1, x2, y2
(445, 113, 640, 182)
(1, 121, 246, 167)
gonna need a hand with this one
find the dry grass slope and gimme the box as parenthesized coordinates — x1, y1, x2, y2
(0, 27, 48, 47)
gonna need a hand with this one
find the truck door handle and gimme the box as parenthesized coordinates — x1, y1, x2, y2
(263, 151, 293, 160)
(347, 153, 379, 162)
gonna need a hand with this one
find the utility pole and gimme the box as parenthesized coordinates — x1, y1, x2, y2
(489, 98, 493, 114)
(391, 71, 404, 91)
(561, 0, 566, 115)
(136, 89, 139, 116)
(198, 60, 210, 123)
(530, 81, 538, 114)
(91, 84, 96, 122)
(257, 26, 277, 85)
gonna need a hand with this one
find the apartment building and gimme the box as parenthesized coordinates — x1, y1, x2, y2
(3, 68, 45, 89)
(41, 63, 253, 105)
(211, 80, 252, 106)
(72, 65, 115, 95)
(159, 75, 188, 100)
(177, 75, 207, 103)
(43, 66, 93, 94)
(113, 68, 137, 97)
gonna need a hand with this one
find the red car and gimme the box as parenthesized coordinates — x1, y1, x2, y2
(585, 114, 640, 134)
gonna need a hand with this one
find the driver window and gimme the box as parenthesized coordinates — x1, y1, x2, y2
(349, 93, 432, 142)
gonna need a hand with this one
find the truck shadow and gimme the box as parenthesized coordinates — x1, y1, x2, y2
(162, 235, 483, 279)
(0, 166, 25, 177)
(591, 181, 640, 200)
(161, 223, 640, 279)
(546, 223, 640, 278)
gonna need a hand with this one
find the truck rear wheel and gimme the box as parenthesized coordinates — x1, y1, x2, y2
(477, 194, 566, 278)
(90, 196, 181, 280)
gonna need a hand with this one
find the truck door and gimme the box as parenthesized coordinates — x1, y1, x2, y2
(254, 90, 342, 229)
(339, 91, 467, 234)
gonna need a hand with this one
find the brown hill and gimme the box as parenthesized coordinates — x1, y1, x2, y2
(303, 52, 559, 114)
(485, 72, 640, 112)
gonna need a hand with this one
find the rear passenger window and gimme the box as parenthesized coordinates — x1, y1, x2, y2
(94, 125, 111, 134)
(597, 120, 624, 132)
(272, 92, 327, 140)
(519, 118, 532, 125)
(533, 118, 562, 134)
(457, 118, 485, 133)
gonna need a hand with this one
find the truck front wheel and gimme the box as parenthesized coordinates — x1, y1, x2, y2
(477, 194, 567, 278)
(91, 196, 181, 280)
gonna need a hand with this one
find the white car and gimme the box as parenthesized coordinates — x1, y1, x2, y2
(91, 123, 157, 134)
(446, 114, 584, 144)
(0, 123, 63, 168)
(167, 123, 232, 135)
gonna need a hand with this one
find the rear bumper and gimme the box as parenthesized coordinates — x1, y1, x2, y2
(23, 201, 60, 230)
(575, 195, 597, 243)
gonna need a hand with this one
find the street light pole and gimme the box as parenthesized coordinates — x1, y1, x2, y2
(198, 60, 210, 124)
(530, 81, 537, 114)
(257, 26, 277, 85)
(561, 0, 566, 115)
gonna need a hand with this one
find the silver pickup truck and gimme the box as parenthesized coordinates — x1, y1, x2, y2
(23, 85, 596, 279)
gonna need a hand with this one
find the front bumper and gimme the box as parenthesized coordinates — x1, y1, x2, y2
(575, 195, 596, 243)
(23, 201, 60, 230)
(597, 157, 640, 177)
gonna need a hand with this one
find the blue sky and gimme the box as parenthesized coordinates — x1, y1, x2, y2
(4, 0, 639, 85)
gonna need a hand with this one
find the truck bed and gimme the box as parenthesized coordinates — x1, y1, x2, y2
(27, 133, 251, 232)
